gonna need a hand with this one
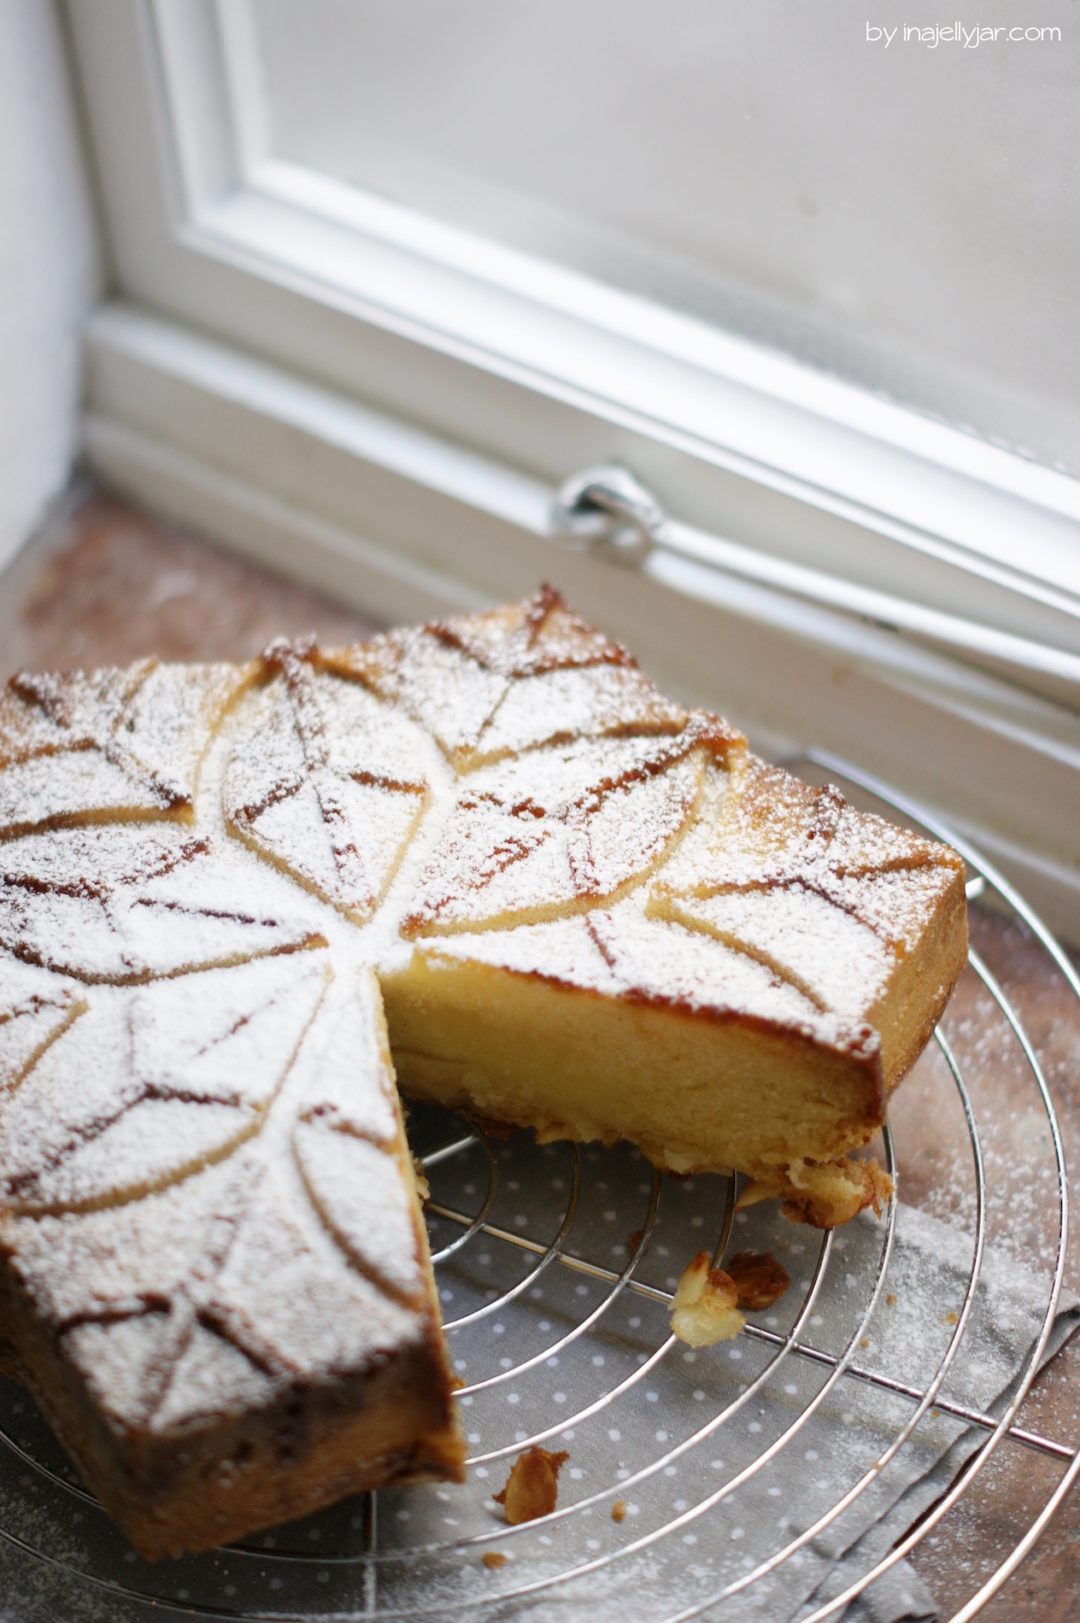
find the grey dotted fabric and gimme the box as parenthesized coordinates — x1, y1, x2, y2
(0, 1106, 1076, 1622)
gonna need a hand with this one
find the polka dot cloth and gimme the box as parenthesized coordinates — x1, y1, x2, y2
(0, 1102, 1073, 1621)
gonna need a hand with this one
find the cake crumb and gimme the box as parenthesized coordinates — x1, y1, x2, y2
(725, 1251, 790, 1309)
(482, 1551, 508, 1569)
(860, 1337, 870, 1349)
(493, 1447, 569, 1525)
(779, 1157, 892, 1229)
(627, 1227, 643, 1254)
(670, 1251, 745, 1347)
(611, 1498, 627, 1522)
(942, 1310, 959, 1325)
(886, 1293, 897, 1306)
(411, 1156, 431, 1205)
(450, 1375, 466, 1391)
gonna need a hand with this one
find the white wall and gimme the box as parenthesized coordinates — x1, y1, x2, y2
(0, 0, 102, 572)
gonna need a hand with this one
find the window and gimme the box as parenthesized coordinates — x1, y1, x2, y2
(247, 0, 1080, 476)
(68, 0, 1080, 932)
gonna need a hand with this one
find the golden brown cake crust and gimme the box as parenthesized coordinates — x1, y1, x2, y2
(0, 587, 967, 1552)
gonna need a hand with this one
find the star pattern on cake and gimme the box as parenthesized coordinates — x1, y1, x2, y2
(0, 587, 967, 1554)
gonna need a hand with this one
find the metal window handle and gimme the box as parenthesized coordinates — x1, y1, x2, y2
(549, 461, 1080, 709)
(550, 463, 665, 565)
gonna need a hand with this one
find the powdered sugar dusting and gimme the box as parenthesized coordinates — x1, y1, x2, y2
(0, 952, 84, 1091)
(472, 660, 686, 766)
(223, 648, 430, 921)
(0, 956, 330, 1215)
(0, 586, 968, 1547)
(0, 660, 251, 838)
(653, 752, 963, 987)
(323, 585, 696, 772)
(404, 720, 719, 936)
(657, 887, 892, 1019)
(0, 823, 326, 982)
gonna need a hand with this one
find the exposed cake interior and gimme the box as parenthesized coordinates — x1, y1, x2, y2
(0, 587, 967, 1556)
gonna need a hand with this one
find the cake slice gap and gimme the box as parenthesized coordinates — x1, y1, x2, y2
(0, 588, 968, 1557)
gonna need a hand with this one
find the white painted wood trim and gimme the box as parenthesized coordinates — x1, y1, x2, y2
(67, 0, 1080, 667)
(82, 303, 1080, 941)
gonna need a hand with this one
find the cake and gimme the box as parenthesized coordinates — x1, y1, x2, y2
(0, 587, 968, 1557)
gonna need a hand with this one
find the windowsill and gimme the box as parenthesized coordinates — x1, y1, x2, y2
(78, 303, 1080, 944)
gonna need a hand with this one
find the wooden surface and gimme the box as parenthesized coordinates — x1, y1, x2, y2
(0, 486, 378, 667)
(1, 487, 1077, 1619)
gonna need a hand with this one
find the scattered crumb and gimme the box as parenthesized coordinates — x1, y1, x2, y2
(482, 1551, 508, 1570)
(859, 1337, 870, 1349)
(493, 1447, 569, 1525)
(670, 1251, 745, 1347)
(942, 1310, 959, 1325)
(886, 1293, 897, 1306)
(784, 1159, 892, 1228)
(411, 1157, 431, 1206)
(450, 1375, 466, 1391)
(611, 1498, 627, 1522)
(725, 1251, 790, 1309)
(739, 1157, 892, 1229)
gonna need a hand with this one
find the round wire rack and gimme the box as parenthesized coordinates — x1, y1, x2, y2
(1, 752, 1077, 1622)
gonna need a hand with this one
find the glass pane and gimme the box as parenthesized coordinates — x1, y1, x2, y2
(250, 0, 1079, 466)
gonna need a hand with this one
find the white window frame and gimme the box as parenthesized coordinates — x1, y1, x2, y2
(67, 0, 1080, 937)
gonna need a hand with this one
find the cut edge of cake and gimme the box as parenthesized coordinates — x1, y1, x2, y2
(0, 964, 465, 1560)
(0, 585, 970, 1557)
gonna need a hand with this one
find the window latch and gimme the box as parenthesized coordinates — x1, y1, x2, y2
(550, 463, 664, 565)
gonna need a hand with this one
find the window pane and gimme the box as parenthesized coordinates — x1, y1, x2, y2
(250, 0, 1079, 469)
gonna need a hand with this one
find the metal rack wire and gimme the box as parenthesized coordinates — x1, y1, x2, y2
(1, 752, 1077, 1622)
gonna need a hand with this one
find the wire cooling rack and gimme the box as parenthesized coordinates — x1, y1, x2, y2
(0, 752, 1077, 1623)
